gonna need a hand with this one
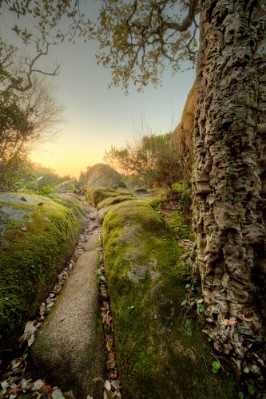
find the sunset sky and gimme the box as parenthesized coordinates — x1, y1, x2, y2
(1, 8, 196, 178)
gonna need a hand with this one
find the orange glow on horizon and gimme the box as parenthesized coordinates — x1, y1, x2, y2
(30, 137, 105, 178)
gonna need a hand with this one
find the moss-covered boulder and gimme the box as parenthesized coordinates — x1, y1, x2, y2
(0, 193, 80, 350)
(87, 186, 131, 208)
(51, 192, 90, 228)
(86, 163, 126, 189)
(102, 200, 239, 399)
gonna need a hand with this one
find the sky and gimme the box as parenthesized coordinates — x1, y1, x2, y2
(1, 5, 196, 178)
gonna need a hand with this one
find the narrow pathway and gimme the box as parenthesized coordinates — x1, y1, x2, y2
(31, 204, 104, 398)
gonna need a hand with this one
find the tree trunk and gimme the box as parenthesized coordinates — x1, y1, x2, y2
(193, 0, 266, 374)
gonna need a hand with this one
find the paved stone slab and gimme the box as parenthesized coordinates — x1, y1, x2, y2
(31, 232, 105, 399)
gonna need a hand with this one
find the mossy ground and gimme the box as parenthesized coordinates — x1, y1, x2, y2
(102, 200, 239, 399)
(0, 193, 80, 350)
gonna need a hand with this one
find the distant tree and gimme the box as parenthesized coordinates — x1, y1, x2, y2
(30, 163, 63, 189)
(105, 132, 182, 188)
(0, 38, 63, 189)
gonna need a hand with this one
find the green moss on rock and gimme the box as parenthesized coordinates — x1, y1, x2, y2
(97, 194, 135, 210)
(87, 186, 131, 207)
(102, 200, 239, 399)
(0, 193, 80, 350)
(51, 192, 90, 228)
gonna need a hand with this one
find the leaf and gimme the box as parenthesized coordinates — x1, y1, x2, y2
(106, 340, 112, 352)
(52, 388, 65, 398)
(197, 303, 205, 313)
(238, 392, 244, 399)
(211, 361, 221, 370)
(181, 300, 187, 306)
(247, 385, 255, 396)
(27, 334, 35, 346)
(11, 359, 21, 369)
(104, 380, 112, 391)
(196, 298, 203, 304)
(24, 321, 36, 334)
(33, 379, 45, 391)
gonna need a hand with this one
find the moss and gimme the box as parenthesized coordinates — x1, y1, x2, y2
(51, 192, 89, 228)
(143, 196, 162, 210)
(97, 194, 135, 210)
(87, 186, 131, 207)
(0, 193, 80, 350)
(102, 200, 239, 399)
(164, 208, 194, 240)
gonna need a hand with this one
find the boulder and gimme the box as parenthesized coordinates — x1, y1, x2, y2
(0, 193, 80, 350)
(102, 199, 239, 399)
(86, 163, 126, 189)
(51, 192, 90, 228)
(87, 186, 131, 208)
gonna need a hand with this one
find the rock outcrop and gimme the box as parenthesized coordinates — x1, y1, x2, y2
(0, 193, 80, 351)
(86, 163, 126, 189)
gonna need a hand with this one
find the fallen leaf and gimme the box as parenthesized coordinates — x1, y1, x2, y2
(33, 379, 45, 391)
(24, 321, 36, 334)
(27, 334, 35, 347)
(108, 373, 118, 380)
(11, 360, 21, 370)
(21, 379, 32, 390)
(106, 353, 116, 369)
(111, 380, 121, 390)
(52, 388, 65, 398)
(104, 380, 111, 391)
(39, 384, 52, 393)
(106, 340, 112, 352)
(102, 315, 111, 326)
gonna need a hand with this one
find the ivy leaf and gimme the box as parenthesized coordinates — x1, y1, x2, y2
(248, 385, 255, 396)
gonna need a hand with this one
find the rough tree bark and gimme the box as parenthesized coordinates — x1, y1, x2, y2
(193, 0, 265, 374)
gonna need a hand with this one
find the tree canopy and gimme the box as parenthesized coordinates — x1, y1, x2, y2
(1, 0, 199, 91)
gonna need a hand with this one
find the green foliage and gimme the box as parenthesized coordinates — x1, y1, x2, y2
(38, 184, 55, 196)
(247, 385, 255, 396)
(211, 361, 221, 374)
(93, 0, 199, 91)
(105, 132, 183, 188)
(3, 1, 199, 92)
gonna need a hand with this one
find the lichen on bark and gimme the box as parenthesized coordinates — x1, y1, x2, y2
(193, 0, 266, 374)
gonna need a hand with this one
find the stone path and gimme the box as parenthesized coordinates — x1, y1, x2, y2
(30, 206, 105, 399)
